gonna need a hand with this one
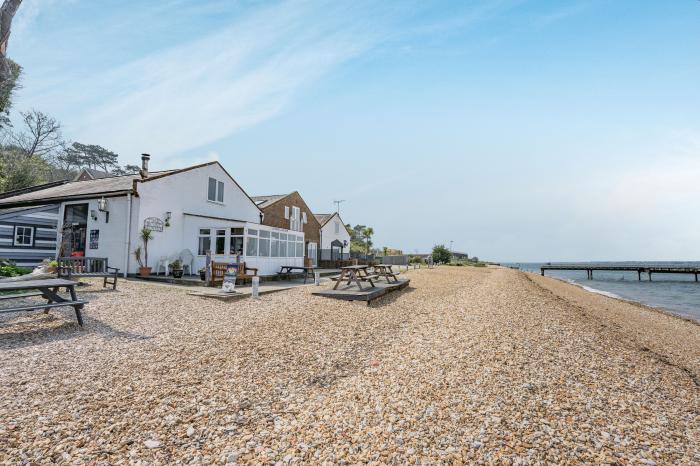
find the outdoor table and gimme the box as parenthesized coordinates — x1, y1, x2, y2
(332, 265, 378, 290)
(0, 278, 87, 326)
(278, 266, 317, 284)
(373, 264, 400, 283)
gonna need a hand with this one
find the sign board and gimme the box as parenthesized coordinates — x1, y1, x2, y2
(222, 263, 240, 293)
(89, 230, 99, 249)
(144, 217, 164, 232)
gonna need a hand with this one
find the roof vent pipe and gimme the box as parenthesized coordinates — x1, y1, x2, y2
(140, 153, 150, 179)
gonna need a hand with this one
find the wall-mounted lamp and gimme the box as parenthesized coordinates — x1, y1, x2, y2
(97, 197, 108, 212)
(259, 212, 265, 223)
(90, 209, 98, 221)
(164, 211, 172, 227)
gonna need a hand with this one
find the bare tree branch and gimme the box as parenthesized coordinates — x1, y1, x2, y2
(11, 109, 64, 158)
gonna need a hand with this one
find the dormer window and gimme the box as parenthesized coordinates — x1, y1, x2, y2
(207, 177, 224, 203)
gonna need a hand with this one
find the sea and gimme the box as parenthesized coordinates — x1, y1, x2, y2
(504, 262, 700, 322)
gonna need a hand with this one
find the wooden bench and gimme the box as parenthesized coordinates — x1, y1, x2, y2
(57, 257, 120, 290)
(209, 261, 258, 287)
(0, 278, 87, 326)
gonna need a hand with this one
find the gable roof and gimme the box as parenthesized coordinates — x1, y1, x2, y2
(314, 213, 334, 226)
(75, 168, 110, 181)
(0, 160, 263, 212)
(314, 212, 346, 228)
(251, 194, 289, 208)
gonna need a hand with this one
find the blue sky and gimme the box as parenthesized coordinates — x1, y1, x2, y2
(9, 0, 700, 261)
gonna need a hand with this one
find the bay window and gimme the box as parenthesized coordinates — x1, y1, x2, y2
(198, 229, 211, 255)
(246, 229, 258, 256)
(215, 229, 226, 254)
(230, 228, 244, 256)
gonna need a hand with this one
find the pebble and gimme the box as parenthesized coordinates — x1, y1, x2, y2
(0, 269, 698, 464)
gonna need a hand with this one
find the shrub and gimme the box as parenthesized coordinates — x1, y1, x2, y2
(0, 260, 32, 277)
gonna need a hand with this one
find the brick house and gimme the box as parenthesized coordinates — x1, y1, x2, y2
(251, 192, 321, 265)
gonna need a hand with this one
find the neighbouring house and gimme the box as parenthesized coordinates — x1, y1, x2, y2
(0, 205, 60, 267)
(74, 168, 110, 181)
(252, 192, 321, 266)
(315, 212, 351, 261)
(0, 155, 305, 276)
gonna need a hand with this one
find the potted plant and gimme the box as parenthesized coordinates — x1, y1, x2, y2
(135, 228, 153, 277)
(171, 259, 184, 279)
(198, 267, 206, 281)
(47, 260, 59, 274)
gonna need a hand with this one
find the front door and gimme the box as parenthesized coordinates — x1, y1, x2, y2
(307, 242, 318, 266)
(61, 204, 89, 256)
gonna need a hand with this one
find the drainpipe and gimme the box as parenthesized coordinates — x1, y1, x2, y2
(123, 193, 132, 278)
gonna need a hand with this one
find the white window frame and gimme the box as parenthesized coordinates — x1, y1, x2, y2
(284, 206, 290, 219)
(13, 225, 34, 247)
(290, 206, 301, 231)
(334, 221, 340, 234)
(207, 177, 225, 204)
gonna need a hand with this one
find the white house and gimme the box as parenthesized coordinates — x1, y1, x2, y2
(0, 155, 304, 276)
(314, 212, 351, 261)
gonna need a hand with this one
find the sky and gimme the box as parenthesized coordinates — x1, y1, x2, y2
(7, 0, 700, 261)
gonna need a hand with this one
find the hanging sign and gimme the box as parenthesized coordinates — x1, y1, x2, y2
(144, 217, 164, 232)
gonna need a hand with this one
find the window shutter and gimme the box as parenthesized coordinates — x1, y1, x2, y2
(284, 206, 290, 219)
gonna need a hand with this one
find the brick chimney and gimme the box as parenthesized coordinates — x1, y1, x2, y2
(140, 153, 150, 179)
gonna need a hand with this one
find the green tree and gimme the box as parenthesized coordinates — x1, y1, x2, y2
(0, 147, 50, 192)
(432, 244, 452, 264)
(361, 226, 374, 255)
(0, 59, 20, 127)
(382, 246, 389, 257)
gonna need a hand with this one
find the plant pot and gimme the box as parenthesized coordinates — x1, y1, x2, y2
(199, 271, 206, 281)
(138, 267, 152, 277)
(172, 268, 184, 279)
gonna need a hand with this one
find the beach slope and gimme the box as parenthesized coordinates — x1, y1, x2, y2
(0, 267, 698, 463)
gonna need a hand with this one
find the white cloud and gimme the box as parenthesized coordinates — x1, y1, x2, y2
(17, 0, 397, 162)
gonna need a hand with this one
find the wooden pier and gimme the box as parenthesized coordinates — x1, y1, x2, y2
(540, 265, 700, 282)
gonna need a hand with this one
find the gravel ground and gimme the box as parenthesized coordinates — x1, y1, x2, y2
(1, 267, 698, 464)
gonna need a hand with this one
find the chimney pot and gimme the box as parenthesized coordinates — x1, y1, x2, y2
(140, 153, 150, 179)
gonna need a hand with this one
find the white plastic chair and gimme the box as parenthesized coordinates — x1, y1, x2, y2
(156, 256, 170, 276)
(179, 249, 195, 275)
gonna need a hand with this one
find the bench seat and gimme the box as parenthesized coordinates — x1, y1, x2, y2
(0, 300, 88, 314)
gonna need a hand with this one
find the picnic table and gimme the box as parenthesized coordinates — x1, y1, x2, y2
(0, 278, 87, 326)
(331, 265, 378, 290)
(373, 264, 400, 283)
(278, 266, 317, 284)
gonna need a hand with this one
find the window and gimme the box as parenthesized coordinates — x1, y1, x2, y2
(296, 238, 304, 257)
(334, 221, 340, 234)
(207, 177, 225, 203)
(279, 234, 287, 257)
(230, 228, 244, 256)
(13, 226, 34, 246)
(284, 206, 290, 219)
(290, 206, 301, 231)
(215, 229, 226, 255)
(302, 212, 307, 224)
(271, 232, 279, 257)
(259, 230, 270, 257)
(288, 236, 295, 257)
(246, 229, 258, 256)
(198, 229, 211, 255)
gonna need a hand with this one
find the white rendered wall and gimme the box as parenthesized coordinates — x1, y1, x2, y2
(320, 215, 351, 250)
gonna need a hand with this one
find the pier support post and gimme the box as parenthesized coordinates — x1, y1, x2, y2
(541, 269, 544, 276)
(638, 270, 641, 281)
(695, 273, 698, 282)
(648, 272, 652, 281)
